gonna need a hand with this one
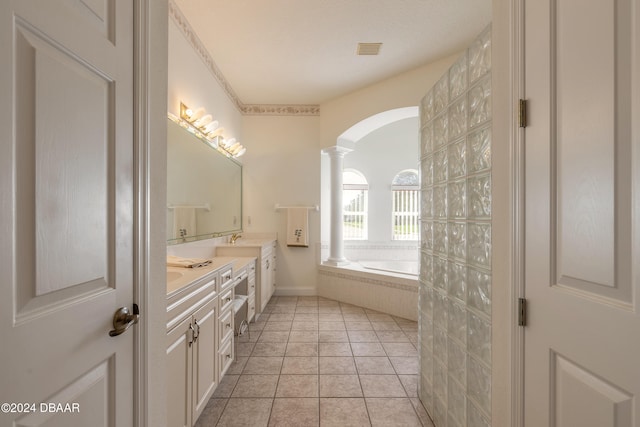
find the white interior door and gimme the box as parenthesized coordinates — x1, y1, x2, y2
(524, 0, 639, 425)
(0, 1, 135, 426)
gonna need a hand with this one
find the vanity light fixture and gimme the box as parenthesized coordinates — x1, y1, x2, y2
(176, 102, 246, 158)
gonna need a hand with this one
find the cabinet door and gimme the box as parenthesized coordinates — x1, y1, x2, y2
(260, 257, 270, 311)
(167, 317, 193, 427)
(192, 298, 218, 421)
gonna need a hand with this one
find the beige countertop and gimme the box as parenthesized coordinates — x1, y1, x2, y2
(166, 256, 256, 295)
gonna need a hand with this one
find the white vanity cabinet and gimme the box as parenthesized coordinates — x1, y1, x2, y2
(216, 239, 276, 320)
(217, 266, 235, 378)
(166, 262, 230, 427)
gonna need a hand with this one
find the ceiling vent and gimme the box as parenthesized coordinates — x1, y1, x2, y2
(357, 43, 382, 55)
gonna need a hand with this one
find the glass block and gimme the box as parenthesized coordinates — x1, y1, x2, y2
(448, 379, 466, 427)
(421, 221, 433, 251)
(467, 267, 492, 316)
(447, 180, 466, 219)
(421, 251, 434, 283)
(467, 355, 491, 416)
(434, 326, 448, 366)
(433, 255, 448, 291)
(449, 51, 468, 100)
(420, 307, 434, 348)
(433, 290, 448, 329)
(420, 91, 435, 125)
(469, 27, 492, 83)
(421, 124, 434, 156)
(433, 221, 448, 255)
(469, 77, 492, 129)
(447, 339, 466, 386)
(421, 375, 434, 416)
(448, 300, 467, 345)
(467, 125, 491, 173)
(448, 138, 466, 180)
(421, 188, 433, 219)
(468, 400, 491, 427)
(468, 311, 491, 365)
(421, 155, 433, 188)
(468, 222, 491, 268)
(433, 74, 449, 115)
(419, 279, 434, 318)
(448, 96, 467, 141)
(433, 396, 447, 427)
(447, 261, 466, 302)
(433, 185, 448, 219)
(468, 173, 491, 219)
(434, 148, 448, 183)
(433, 113, 449, 148)
(449, 222, 466, 261)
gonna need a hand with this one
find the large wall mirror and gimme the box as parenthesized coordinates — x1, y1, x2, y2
(167, 118, 242, 244)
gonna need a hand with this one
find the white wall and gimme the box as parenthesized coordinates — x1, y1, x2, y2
(167, 19, 243, 142)
(241, 115, 321, 295)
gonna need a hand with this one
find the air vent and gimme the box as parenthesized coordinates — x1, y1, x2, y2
(357, 43, 382, 55)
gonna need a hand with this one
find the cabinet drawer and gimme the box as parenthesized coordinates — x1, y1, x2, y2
(219, 287, 233, 313)
(219, 307, 234, 344)
(218, 336, 234, 378)
(219, 267, 233, 291)
(247, 300, 256, 322)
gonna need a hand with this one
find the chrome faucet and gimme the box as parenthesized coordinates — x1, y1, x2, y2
(229, 233, 242, 244)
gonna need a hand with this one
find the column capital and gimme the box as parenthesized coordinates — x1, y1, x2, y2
(322, 145, 352, 157)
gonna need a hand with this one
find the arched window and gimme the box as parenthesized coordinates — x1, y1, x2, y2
(391, 169, 420, 240)
(343, 169, 368, 240)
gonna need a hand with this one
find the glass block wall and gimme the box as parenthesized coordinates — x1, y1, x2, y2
(418, 26, 492, 427)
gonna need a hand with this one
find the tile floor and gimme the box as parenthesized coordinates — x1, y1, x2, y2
(194, 296, 435, 427)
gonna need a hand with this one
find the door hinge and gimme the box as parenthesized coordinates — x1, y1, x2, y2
(518, 298, 527, 326)
(518, 99, 527, 128)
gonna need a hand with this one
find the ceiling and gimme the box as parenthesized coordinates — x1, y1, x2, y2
(173, 0, 492, 106)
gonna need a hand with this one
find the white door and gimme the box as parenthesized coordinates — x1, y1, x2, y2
(524, 0, 639, 425)
(0, 1, 135, 426)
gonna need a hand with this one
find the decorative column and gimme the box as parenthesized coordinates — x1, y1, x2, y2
(323, 146, 351, 266)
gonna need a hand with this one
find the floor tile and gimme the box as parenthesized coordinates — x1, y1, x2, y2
(319, 375, 363, 397)
(262, 321, 294, 332)
(212, 374, 239, 398)
(232, 374, 279, 397)
(319, 342, 352, 357)
(252, 342, 287, 356)
(291, 321, 319, 331)
(366, 313, 395, 322)
(318, 321, 346, 331)
(243, 356, 283, 374)
(288, 330, 319, 343)
(359, 375, 407, 397)
(270, 306, 296, 314)
(293, 313, 319, 322)
(381, 342, 418, 357)
(410, 397, 436, 427)
(318, 306, 342, 314)
(269, 398, 319, 427)
(194, 398, 227, 427)
(281, 356, 318, 375)
(354, 357, 395, 374)
(375, 331, 410, 343)
(236, 342, 256, 357)
(228, 356, 248, 374)
(399, 375, 419, 398)
(347, 330, 379, 343)
(295, 306, 320, 313)
(285, 342, 319, 357)
(350, 342, 386, 357)
(365, 398, 421, 427)
(276, 375, 319, 397)
(342, 313, 370, 322)
(345, 321, 374, 331)
(258, 331, 290, 342)
(217, 398, 274, 426)
(319, 398, 370, 427)
(319, 313, 345, 322)
(319, 356, 357, 375)
(371, 321, 402, 331)
(318, 330, 349, 342)
(389, 356, 419, 375)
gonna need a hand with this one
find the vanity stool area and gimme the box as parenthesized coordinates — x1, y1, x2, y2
(166, 256, 257, 427)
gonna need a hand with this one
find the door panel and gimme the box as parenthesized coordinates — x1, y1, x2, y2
(0, 1, 134, 426)
(524, 0, 639, 425)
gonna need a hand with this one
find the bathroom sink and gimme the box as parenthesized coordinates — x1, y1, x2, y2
(166, 270, 184, 282)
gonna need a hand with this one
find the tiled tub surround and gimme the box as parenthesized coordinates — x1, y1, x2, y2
(194, 296, 433, 427)
(317, 264, 419, 321)
(419, 26, 492, 427)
